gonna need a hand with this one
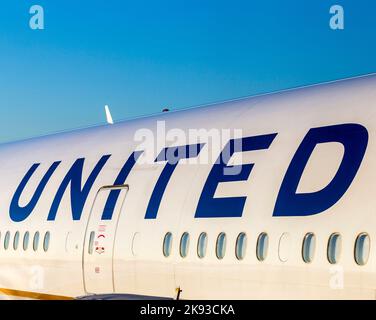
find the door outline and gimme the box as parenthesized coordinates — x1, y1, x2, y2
(82, 184, 129, 294)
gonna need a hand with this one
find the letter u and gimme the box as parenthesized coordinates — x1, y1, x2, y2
(10, 162, 60, 222)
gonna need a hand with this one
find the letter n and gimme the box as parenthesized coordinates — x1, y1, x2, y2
(48, 155, 110, 221)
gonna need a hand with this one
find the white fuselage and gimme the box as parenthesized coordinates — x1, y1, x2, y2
(0, 75, 375, 299)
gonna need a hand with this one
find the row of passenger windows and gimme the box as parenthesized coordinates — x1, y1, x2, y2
(0, 231, 50, 252)
(163, 232, 371, 266)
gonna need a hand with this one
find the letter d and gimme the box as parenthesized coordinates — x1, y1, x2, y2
(273, 124, 368, 217)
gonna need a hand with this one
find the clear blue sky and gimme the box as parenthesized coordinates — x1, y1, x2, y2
(0, 0, 375, 142)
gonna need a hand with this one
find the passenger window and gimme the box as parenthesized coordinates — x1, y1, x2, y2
(163, 232, 173, 257)
(354, 233, 370, 266)
(256, 232, 269, 261)
(88, 231, 95, 255)
(4, 231, 10, 250)
(13, 231, 20, 250)
(23, 232, 30, 251)
(43, 232, 50, 252)
(327, 233, 342, 264)
(216, 233, 226, 260)
(197, 232, 208, 259)
(235, 232, 247, 260)
(33, 232, 40, 251)
(179, 232, 190, 258)
(302, 233, 316, 263)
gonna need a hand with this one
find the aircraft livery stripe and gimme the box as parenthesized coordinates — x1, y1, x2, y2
(0, 288, 74, 300)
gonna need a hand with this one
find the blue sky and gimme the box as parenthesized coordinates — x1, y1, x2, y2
(0, 0, 375, 142)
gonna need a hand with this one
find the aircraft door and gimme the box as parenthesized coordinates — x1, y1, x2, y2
(83, 185, 129, 294)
